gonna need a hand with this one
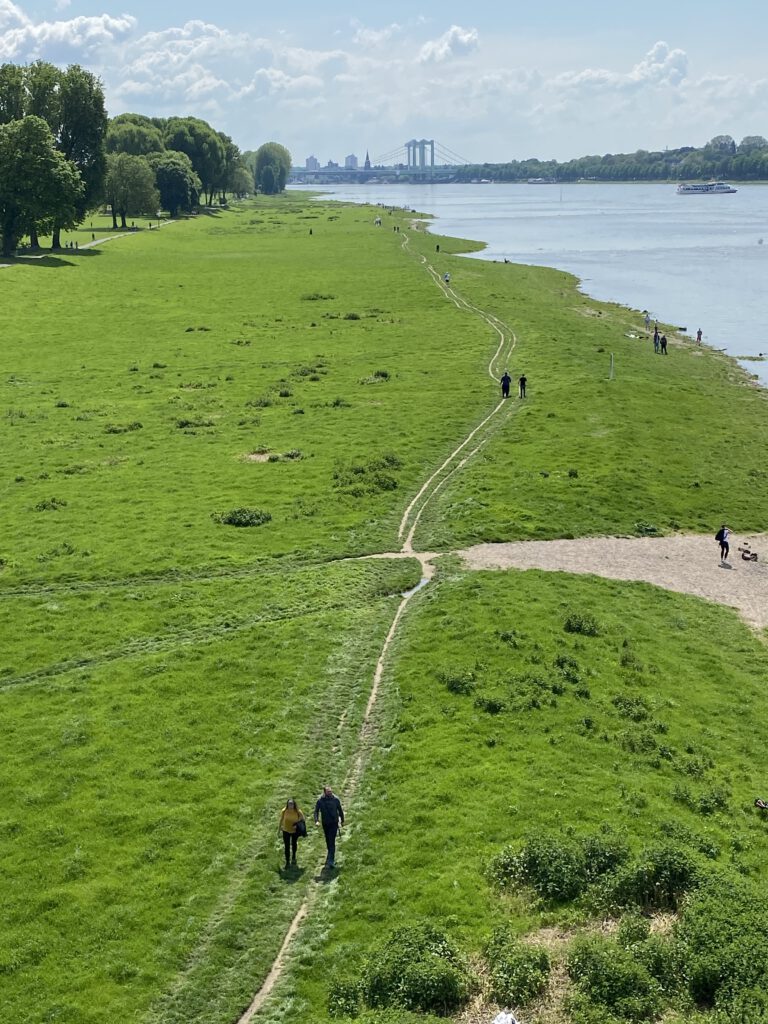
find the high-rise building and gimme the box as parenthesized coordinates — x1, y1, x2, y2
(305, 155, 320, 170)
(344, 154, 358, 169)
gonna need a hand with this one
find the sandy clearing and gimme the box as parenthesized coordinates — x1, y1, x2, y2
(459, 533, 768, 628)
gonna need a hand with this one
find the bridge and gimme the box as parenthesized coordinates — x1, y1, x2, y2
(289, 139, 471, 184)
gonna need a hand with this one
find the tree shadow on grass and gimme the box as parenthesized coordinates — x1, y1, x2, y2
(6, 249, 104, 268)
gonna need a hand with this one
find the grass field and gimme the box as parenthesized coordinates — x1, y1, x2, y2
(2, 194, 767, 1024)
(274, 567, 768, 1021)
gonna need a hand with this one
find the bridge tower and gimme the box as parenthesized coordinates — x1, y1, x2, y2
(406, 139, 435, 175)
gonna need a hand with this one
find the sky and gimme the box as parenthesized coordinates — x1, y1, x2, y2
(3, 0, 768, 164)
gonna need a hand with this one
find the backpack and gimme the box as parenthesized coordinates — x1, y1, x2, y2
(715, 528, 725, 542)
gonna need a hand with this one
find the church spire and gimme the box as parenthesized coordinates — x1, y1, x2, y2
(364, 150, 371, 170)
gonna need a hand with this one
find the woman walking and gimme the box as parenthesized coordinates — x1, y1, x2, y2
(279, 798, 305, 869)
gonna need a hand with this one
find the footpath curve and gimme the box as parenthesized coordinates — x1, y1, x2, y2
(235, 234, 520, 1022)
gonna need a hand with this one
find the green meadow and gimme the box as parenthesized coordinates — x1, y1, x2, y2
(1, 195, 767, 1024)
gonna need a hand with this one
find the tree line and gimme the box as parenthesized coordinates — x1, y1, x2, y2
(454, 135, 768, 184)
(0, 60, 292, 256)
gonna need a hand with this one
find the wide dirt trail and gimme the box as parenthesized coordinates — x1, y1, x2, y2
(460, 533, 768, 629)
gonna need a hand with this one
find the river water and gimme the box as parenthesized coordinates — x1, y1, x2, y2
(297, 182, 768, 386)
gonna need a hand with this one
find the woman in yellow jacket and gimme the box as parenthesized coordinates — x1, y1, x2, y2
(279, 798, 305, 868)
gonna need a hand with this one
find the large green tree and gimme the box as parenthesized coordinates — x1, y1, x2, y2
(253, 142, 291, 194)
(104, 153, 159, 229)
(148, 150, 201, 217)
(0, 116, 82, 256)
(53, 65, 108, 248)
(106, 119, 164, 156)
(163, 116, 225, 206)
(0, 63, 25, 123)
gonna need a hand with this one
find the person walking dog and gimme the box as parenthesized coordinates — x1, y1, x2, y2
(314, 785, 344, 868)
(278, 798, 305, 869)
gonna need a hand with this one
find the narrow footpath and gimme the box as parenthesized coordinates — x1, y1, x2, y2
(236, 235, 519, 1022)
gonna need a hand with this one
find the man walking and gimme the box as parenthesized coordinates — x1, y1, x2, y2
(500, 369, 511, 399)
(314, 785, 344, 868)
(653, 327, 660, 353)
(518, 373, 527, 398)
(696, 328, 703, 345)
(715, 524, 731, 563)
(660, 334, 668, 355)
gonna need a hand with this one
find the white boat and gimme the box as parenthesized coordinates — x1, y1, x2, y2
(677, 181, 738, 194)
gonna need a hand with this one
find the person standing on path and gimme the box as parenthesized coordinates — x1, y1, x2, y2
(696, 328, 703, 345)
(518, 374, 527, 398)
(716, 524, 731, 563)
(278, 798, 305, 869)
(314, 786, 344, 868)
(644, 312, 651, 331)
(660, 334, 668, 355)
(500, 370, 511, 399)
(653, 327, 660, 353)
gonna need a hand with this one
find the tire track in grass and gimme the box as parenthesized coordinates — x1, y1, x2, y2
(235, 234, 520, 1021)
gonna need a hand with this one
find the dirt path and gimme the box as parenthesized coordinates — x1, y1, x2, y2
(236, 237, 519, 1022)
(459, 533, 768, 628)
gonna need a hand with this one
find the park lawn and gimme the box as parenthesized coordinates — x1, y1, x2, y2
(272, 567, 768, 1022)
(0, 556, 419, 682)
(0, 567, 417, 1024)
(0, 198, 496, 583)
(3, 192, 768, 1024)
(403, 229, 768, 549)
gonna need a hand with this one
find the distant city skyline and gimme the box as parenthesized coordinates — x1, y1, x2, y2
(2, 0, 768, 162)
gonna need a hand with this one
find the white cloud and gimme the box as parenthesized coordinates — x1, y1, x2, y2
(0, 6, 135, 60)
(2, 4, 768, 163)
(351, 20, 402, 49)
(418, 24, 478, 64)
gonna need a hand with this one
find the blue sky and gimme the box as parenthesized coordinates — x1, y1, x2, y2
(4, 0, 768, 163)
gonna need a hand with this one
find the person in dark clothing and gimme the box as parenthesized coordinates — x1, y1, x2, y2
(653, 326, 660, 353)
(314, 786, 344, 867)
(518, 374, 527, 398)
(660, 334, 668, 354)
(500, 370, 511, 398)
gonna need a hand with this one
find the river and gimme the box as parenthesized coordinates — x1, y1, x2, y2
(296, 181, 768, 386)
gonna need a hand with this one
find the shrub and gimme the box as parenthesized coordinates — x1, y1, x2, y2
(344, 311, 361, 320)
(485, 927, 550, 1005)
(491, 833, 588, 901)
(213, 508, 271, 528)
(474, 695, 506, 715)
(105, 421, 142, 434)
(278, 388, 292, 398)
(597, 843, 701, 912)
(564, 611, 600, 636)
(34, 497, 67, 512)
(328, 975, 362, 1018)
(360, 923, 473, 1015)
(439, 667, 476, 695)
(302, 292, 335, 300)
(676, 878, 768, 1009)
(567, 935, 662, 1021)
(634, 520, 659, 536)
(582, 834, 631, 880)
(176, 418, 214, 429)
(489, 832, 629, 902)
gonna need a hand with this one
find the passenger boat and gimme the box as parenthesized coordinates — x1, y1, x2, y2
(676, 181, 738, 194)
